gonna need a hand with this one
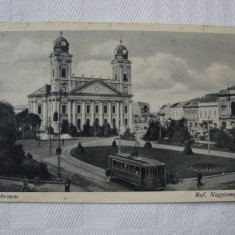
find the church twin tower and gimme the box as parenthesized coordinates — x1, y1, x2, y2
(28, 32, 133, 132)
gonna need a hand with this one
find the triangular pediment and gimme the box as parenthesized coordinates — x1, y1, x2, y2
(70, 80, 125, 97)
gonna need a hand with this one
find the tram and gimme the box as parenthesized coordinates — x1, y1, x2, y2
(105, 143, 167, 190)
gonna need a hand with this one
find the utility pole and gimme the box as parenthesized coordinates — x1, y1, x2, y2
(118, 103, 121, 154)
(56, 81, 67, 180)
(49, 117, 52, 156)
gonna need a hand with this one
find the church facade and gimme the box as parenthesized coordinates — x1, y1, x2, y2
(28, 33, 133, 133)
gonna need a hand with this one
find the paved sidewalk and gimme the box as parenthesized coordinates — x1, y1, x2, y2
(167, 172, 235, 191)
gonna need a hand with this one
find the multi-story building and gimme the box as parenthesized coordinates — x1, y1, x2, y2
(171, 101, 189, 120)
(28, 33, 133, 132)
(158, 104, 171, 126)
(132, 102, 150, 123)
(198, 94, 219, 128)
(184, 98, 201, 135)
(218, 85, 235, 130)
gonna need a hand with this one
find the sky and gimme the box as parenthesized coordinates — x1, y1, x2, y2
(0, 30, 235, 112)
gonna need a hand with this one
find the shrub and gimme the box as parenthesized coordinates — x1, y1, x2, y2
(144, 142, 152, 149)
(27, 152, 33, 159)
(121, 128, 135, 140)
(75, 142, 85, 154)
(183, 146, 193, 155)
(112, 140, 117, 147)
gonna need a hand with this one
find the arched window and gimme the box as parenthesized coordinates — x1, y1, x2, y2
(95, 118, 99, 125)
(87, 119, 90, 126)
(113, 118, 116, 127)
(104, 119, 107, 124)
(123, 71, 128, 81)
(125, 118, 128, 126)
(231, 102, 235, 116)
(77, 119, 81, 129)
(60, 64, 67, 78)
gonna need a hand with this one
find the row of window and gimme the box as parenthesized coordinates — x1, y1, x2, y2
(65, 104, 128, 114)
(37, 104, 129, 118)
(111, 159, 165, 177)
(75, 118, 129, 129)
(200, 110, 217, 118)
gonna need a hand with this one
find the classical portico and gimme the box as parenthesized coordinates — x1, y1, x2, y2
(28, 33, 133, 132)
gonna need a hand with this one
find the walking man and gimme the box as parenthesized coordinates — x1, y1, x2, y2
(197, 171, 202, 187)
(65, 177, 71, 192)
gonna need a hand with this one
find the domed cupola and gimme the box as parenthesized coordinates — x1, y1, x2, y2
(53, 31, 69, 53)
(114, 40, 128, 60)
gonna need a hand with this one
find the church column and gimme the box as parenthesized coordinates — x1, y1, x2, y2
(72, 100, 77, 127)
(120, 102, 123, 128)
(43, 99, 48, 127)
(68, 100, 72, 124)
(100, 101, 104, 126)
(81, 101, 86, 128)
(33, 100, 37, 114)
(129, 101, 133, 129)
(91, 101, 95, 125)
(116, 101, 120, 129)
(108, 101, 112, 126)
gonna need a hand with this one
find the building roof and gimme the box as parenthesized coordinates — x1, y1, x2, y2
(200, 93, 218, 103)
(184, 98, 201, 108)
(28, 84, 51, 97)
(69, 78, 127, 97)
(173, 100, 189, 108)
(170, 102, 179, 108)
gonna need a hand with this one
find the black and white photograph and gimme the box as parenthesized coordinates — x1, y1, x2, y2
(0, 23, 235, 202)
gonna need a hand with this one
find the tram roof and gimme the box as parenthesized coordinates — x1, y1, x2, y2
(109, 153, 165, 167)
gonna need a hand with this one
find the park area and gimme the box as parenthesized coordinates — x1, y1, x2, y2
(71, 145, 235, 179)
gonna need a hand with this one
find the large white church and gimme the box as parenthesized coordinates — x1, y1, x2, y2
(28, 32, 133, 133)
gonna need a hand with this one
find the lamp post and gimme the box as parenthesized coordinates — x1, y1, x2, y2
(134, 120, 138, 142)
(48, 117, 52, 156)
(37, 124, 40, 147)
(204, 120, 212, 156)
(56, 81, 67, 180)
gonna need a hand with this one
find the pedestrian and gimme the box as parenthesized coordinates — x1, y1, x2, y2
(22, 176, 30, 192)
(65, 177, 71, 192)
(197, 171, 202, 187)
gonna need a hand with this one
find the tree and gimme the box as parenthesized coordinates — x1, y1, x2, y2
(93, 120, 100, 136)
(122, 128, 135, 140)
(68, 124, 78, 137)
(83, 121, 91, 136)
(110, 124, 118, 136)
(53, 111, 58, 122)
(47, 125, 54, 135)
(144, 120, 165, 141)
(0, 101, 16, 148)
(15, 109, 29, 129)
(61, 119, 69, 134)
(164, 118, 191, 144)
(103, 123, 111, 136)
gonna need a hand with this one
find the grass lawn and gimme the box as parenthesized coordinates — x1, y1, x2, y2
(70, 146, 235, 179)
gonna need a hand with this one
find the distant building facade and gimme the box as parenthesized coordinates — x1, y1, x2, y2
(14, 105, 28, 114)
(132, 102, 150, 123)
(184, 98, 201, 135)
(218, 85, 235, 130)
(198, 94, 219, 128)
(28, 33, 133, 132)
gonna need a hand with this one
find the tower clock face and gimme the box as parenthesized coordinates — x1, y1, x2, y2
(122, 49, 127, 54)
(61, 41, 66, 46)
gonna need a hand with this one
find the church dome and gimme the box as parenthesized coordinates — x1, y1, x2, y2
(53, 32, 69, 53)
(114, 41, 128, 59)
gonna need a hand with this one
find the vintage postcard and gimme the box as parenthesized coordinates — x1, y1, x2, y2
(0, 22, 235, 203)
